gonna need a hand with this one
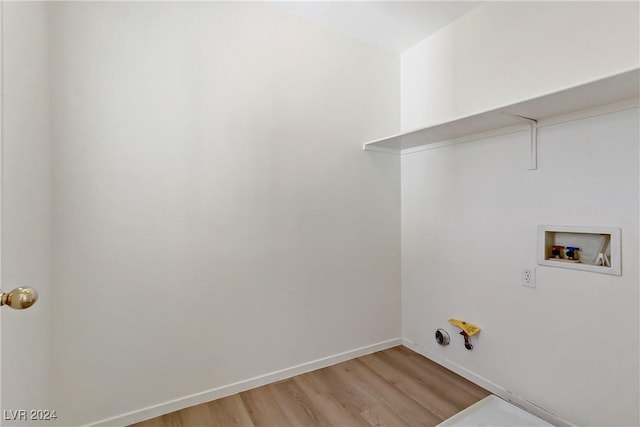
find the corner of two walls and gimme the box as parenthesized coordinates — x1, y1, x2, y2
(400, 1, 640, 131)
(399, 2, 639, 426)
(6, 1, 638, 425)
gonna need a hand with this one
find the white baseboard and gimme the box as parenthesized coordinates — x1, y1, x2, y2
(87, 336, 575, 427)
(87, 338, 402, 427)
(402, 338, 576, 427)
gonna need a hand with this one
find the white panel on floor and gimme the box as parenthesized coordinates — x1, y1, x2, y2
(438, 396, 553, 427)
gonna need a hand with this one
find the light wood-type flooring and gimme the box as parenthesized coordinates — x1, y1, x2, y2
(131, 345, 490, 427)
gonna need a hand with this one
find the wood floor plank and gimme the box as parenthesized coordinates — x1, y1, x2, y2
(174, 403, 215, 426)
(207, 394, 255, 427)
(330, 358, 442, 426)
(131, 346, 490, 427)
(154, 411, 182, 427)
(268, 379, 333, 427)
(390, 346, 491, 400)
(316, 363, 382, 418)
(380, 350, 485, 408)
(130, 415, 164, 427)
(240, 385, 291, 427)
(359, 351, 469, 420)
(294, 371, 370, 427)
(360, 405, 412, 427)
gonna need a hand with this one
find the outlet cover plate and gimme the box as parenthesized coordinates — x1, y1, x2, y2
(522, 268, 536, 288)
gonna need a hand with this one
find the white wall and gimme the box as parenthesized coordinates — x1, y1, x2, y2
(401, 1, 640, 130)
(47, 2, 400, 425)
(6, 2, 637, 426)
(402, 110, 639, 426)
(400, 2, 639, 425)
(1, 2, 53, 421)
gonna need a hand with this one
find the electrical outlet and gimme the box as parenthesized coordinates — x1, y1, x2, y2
(522, 268, 536, 288)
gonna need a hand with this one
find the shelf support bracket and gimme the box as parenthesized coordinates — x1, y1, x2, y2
(502, 113, 538, 170)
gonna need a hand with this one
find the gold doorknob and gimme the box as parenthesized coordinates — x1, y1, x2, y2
(0, 287, 38, 310)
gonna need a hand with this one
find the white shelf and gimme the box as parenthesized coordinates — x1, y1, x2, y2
(363, 68, 640, 155)
(537, 225, 621, 276)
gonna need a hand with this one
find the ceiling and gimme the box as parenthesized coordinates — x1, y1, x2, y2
(265, 1, 482, 53)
